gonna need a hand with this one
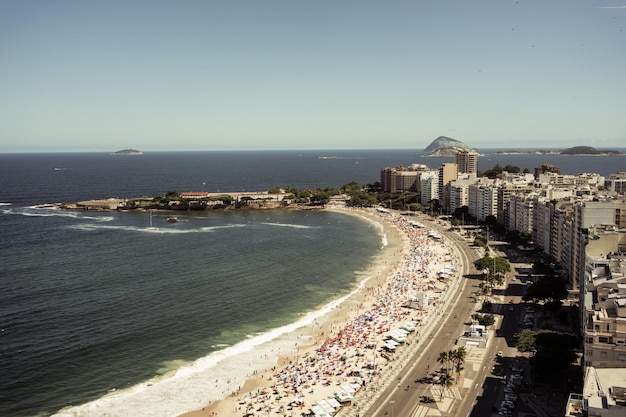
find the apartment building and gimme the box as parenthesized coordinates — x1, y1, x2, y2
(533, 195, 552, 254)
(468, 180, 498, 222)
(537, 172, 605, 189)
(534, 163, 560, 179)
(380, 164, 429, 193)
(565, 197, 626, 294)
(438, 163, 458, 211)
(550, 200, 575, 269)
(497, 183, 534, 227)
(506, 193, 536, 236)
(448, 174, 477, 213)
(419, 170, 439, 205)
(582, 230, 626, 369)
(565, 367, 626, 416)
(455, 150, 479, 174)
(605, 172, 626, 195)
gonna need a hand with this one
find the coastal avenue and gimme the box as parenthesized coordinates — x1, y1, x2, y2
(357, 216, 496, 417)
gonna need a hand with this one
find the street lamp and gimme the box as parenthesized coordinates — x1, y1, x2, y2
(389, 400, 396, 417)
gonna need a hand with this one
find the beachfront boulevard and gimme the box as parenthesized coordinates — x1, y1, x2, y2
(183, 208, 502, 417)
(349, 214, 488, 417)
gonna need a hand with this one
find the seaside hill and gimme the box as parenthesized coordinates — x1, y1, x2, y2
(112, 149, 143, 155)
(560, 146, 622, 156)
(423, 136, 476, 157)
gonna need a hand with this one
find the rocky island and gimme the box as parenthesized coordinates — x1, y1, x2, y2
(495, 146, 622, 156)
(112, 149, 143, 155)
(560, 146, 622, 156)
(423, 136, 477, 157)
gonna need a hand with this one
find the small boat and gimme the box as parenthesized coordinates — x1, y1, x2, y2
(167, 216, 179, 223)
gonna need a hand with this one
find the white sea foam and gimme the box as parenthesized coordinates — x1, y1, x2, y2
(8, 206, 115, 222)
(68, 223, 246, 234)
(51, 274, 373, 417)
(261, 222, 315, 229)
(0, 202, 12, 206)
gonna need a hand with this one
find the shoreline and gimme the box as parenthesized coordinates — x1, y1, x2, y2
(179, 207, 461, 417)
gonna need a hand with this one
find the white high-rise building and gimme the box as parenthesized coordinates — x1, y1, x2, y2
(419, 171, 439, 206)
(468, 180, 498, 222)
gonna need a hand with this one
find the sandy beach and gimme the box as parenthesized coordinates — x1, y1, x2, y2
(179, 207, 461, 417)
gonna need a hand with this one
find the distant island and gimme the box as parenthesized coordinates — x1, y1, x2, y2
(423, 136, 477, 157)
(112, 149, 142, 155)
(494, 146, 622, 156)
(494, 150, 560, 155)
(560, 146, 622, 156)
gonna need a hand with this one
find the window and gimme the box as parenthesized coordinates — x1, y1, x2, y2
(600, 351, 608, 358)
(599, 337, 609, 343)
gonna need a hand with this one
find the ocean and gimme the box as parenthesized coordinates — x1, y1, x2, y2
(1, 148, 624, 417)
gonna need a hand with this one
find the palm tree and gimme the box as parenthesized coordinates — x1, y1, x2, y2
(451, 347, 467, 383)
(437, 350, 450, 373)
(439, 373, 454, 400)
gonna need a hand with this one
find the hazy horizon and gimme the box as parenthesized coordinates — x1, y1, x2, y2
(2, 143, 626, 154)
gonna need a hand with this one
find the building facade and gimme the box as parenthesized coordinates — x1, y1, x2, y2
(455, 150, 479, 175)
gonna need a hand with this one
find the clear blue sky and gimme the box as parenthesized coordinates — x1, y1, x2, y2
(1, 0, 625, 152)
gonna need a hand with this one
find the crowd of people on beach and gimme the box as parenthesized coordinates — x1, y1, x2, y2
(220, 209, 459, 417)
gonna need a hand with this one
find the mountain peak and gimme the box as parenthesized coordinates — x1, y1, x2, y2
(423, 136, 476, 157)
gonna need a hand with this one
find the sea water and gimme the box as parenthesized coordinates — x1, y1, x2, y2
(1, 149, 624, 417)
(0, 205, 383, 417)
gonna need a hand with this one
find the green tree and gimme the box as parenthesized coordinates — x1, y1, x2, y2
(523, 275, 568, 306)
(471, 313, 495, 326)
(504, 164, 521, 173)
(341, 181, 361, 193)
(474, 255, 511, 276)
(347, 191, 377, 207)
(407, 203, 423, 212)
(163, 190, 181, 201)
(515, 330, 537, 354)
(311, 189, 330, 205)
(474, 255, 510, 293)
(473, 235, 488, 248)
(528, 330, 580, 380)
